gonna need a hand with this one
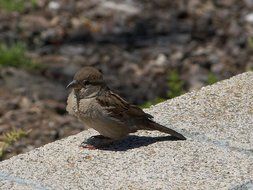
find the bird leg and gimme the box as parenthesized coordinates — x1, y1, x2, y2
(79, 135, 115, 149)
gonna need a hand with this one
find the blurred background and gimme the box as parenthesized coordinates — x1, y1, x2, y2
(0, 0, 253, 160)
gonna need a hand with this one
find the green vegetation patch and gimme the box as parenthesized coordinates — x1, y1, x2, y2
(140, 97, 165, 109)
(248, 36, 253, 49)
(167, 70, 185, 99)
(207, 72, 218, 85)
(0, 42, 41, 70)
(0, 129, 30, 159)
(141, 70, 185, 108)
(0, 0, 37, 12)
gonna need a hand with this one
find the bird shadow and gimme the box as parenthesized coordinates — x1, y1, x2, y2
(96, 135, 185, 151)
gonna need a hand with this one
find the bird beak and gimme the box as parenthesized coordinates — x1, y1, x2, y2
(66, 80, 78, 89)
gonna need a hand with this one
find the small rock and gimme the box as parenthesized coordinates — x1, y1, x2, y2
(245, 13, 253, 23)
(59, 45, 85, 56)
(48, 1, 60, 10)
(20, 97, 32, 109)
(100, 1, 140, 15)
(155, 54, 167, 67)
(244, 0, 253, 7)
(20, 15, 50, 31)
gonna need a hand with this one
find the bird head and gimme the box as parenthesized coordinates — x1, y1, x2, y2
(66, 67, 104, 90)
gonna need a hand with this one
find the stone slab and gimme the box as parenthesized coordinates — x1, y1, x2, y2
(0, 72, 253, 190)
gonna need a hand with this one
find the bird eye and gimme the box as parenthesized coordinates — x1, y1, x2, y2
(83, 80, 90, 85)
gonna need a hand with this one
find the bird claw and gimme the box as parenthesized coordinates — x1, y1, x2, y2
(79, 142, 97, 150)
(79, 135, 115, 149)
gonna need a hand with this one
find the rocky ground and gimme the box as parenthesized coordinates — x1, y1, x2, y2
(0, 0, 253, 160)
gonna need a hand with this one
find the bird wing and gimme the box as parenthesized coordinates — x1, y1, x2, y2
(96, 91, 186, 139)
(96, 91, 153, 122)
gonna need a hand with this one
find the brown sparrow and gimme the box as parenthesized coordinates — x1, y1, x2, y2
(66, 67, 186, 148)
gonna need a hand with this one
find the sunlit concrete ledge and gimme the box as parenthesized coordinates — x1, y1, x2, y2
(0, 72, 253, 190)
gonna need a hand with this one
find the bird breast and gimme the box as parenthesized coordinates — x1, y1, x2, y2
(66, 91, 131, 139)
(67, 91, 101, 118)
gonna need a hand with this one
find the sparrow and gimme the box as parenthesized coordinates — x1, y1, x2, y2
(66, 66, 186, 148)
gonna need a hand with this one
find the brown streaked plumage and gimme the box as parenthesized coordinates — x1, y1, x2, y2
(66, 66, 186, 148)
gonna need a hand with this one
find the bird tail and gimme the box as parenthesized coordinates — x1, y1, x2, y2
(143, 121, 186, 140)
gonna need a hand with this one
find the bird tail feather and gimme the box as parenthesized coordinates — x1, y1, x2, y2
(143, 121, 186, 140)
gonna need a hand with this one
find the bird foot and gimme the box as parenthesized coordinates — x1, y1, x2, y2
(79, 135, 114, 149)
(79, 143, 97, 150)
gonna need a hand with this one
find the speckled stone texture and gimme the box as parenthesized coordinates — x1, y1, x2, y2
(0, 72, 253, 190)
